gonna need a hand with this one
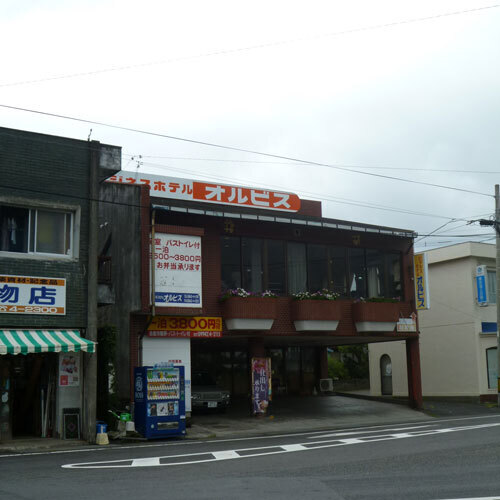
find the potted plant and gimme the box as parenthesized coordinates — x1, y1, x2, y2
(291, 289, 343, 332)
(352, 297, 401, 333)
(220, 288, 278, 331)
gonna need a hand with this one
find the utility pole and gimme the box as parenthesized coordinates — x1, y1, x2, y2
(496, 184, 500, 407)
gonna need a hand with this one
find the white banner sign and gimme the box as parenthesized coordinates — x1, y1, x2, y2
(152, 234, 202, 308)
(0, 275, 66, 315)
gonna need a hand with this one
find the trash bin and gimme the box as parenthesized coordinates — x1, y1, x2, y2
(96, 421, 108, 434)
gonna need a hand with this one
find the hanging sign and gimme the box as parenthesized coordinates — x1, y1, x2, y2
(107, 172, 301, 213)
(413, 254, 430, 310)
(251, 357, 272, 415)
(476, 265, 488, 305)
(397, 312, 417, 332)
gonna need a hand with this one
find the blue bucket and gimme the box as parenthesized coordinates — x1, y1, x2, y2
(96, 422, 108, 434)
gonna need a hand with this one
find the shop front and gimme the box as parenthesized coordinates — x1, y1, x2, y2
(0, 330, 96, 441)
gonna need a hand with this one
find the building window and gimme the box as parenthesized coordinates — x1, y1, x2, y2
(486, 347, 497, 390)
(487, 270, 497, 304)
(287, 242, 306, 294)
(0, 205, 73, 257)
(221, 236, 241, 290)
(366, 250, 402, 299)
(348, 248, 366, 298)
(221, 235, 402, 300)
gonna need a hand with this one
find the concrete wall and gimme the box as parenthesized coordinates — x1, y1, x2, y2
(369, 243, 497, 398)
(98, 183, 143, 400)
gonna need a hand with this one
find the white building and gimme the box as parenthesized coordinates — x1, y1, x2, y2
(369, 242, 497, 400)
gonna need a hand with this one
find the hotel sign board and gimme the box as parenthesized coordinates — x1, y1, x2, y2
(107, 172, 301, 213)
(151, 233, 202, 308)
(147, 316, 222, 338)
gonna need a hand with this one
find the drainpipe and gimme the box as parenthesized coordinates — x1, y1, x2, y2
(151, 207, 156, 318)
(83, 140, 99, 443)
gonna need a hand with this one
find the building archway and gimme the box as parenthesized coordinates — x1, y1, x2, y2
(380, 354, 393, 396)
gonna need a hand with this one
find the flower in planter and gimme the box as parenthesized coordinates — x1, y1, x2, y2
(292, 289, 340, 301)
(356, 296, 400, 303)
(219, 288, 278, 302)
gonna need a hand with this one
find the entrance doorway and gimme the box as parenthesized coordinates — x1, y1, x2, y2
(380, 354, 393, 395)
(0, 354, 57, 439)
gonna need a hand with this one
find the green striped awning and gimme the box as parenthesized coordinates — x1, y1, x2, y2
(0, 330, 96, 355)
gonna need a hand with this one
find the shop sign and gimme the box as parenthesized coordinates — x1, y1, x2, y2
(107, 172, 301, 213)
(0, 275, 66, 315)
(151, 234, 202, 308)
(413, 254, 430, 310)
(59, 353, 80, 387)
(476, 265, 488, 305)
(397, 313, 417, 333)
(251, 357, 272, 415)
(147, 316, 222, 338)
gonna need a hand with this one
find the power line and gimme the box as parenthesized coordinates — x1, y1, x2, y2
(125, 154, 500, 174)
(0, 127, 487, 226)
(0, 103, 490, 198)
(129, 163, 467, 221)
(1, 4, 498, 88)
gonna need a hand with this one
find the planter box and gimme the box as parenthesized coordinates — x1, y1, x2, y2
(291, 300, 342, 332)
(221, 297, 277, 331)
(352, 301, 400, 333)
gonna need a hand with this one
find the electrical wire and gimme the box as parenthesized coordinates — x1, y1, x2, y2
(0, 104, 493, 198)
(1, 4, 498, 88)
(130, 162, 468, 221)
(124, 153, 500, 174)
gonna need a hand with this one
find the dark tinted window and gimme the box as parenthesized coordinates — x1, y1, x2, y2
(221, 236, 241, 290)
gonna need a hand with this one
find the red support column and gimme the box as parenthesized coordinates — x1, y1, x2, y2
(406, 338, 423, 410)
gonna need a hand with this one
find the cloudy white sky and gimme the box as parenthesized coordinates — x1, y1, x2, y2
(1, 0, 499, 250)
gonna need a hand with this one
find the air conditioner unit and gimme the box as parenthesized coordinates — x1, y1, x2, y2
(319, 378, 334, 393)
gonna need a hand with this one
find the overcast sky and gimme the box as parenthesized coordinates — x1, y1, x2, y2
(1, 0, 499, 251)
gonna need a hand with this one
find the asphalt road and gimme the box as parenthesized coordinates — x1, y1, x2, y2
(2, 414, 500, 500)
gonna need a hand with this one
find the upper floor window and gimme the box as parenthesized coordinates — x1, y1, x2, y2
(487, 270, 497, 304)
(222, 235, 402, 300)
(0, 205, 73, 257)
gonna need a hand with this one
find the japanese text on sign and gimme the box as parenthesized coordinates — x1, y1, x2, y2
(0, 275, 66, 315)
(147, 316, 222, 337)
(151, 234, 202, 308)
(107, 172, 301, 212)
(413, 254, 429, 310)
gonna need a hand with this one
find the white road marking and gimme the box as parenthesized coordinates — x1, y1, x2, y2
(62, 421, 500, 469)
(311, 424, 434, 439)
(131, 457, 161, 467)
(281, 444, 307, 452)
(3, 414, 499, 460)
(435, 497, 500, 500)
(212, 450, 240, 460)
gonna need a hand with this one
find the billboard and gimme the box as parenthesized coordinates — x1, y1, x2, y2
(107, 172, 301, 213)
(151, 233, 202, 308)
(0, 275, 66, 315)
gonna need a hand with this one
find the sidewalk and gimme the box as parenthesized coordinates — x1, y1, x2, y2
(2, 393, 499, 454)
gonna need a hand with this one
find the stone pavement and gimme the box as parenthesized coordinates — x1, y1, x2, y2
(2, 393, 499, 454)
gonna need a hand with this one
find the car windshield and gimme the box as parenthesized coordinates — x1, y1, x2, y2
(192, 371, 216, 386)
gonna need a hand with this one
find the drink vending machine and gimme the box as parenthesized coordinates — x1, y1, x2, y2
(134, 365, 186, 439)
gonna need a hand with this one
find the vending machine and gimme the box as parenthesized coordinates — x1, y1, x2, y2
(134, 365, 186, 439)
